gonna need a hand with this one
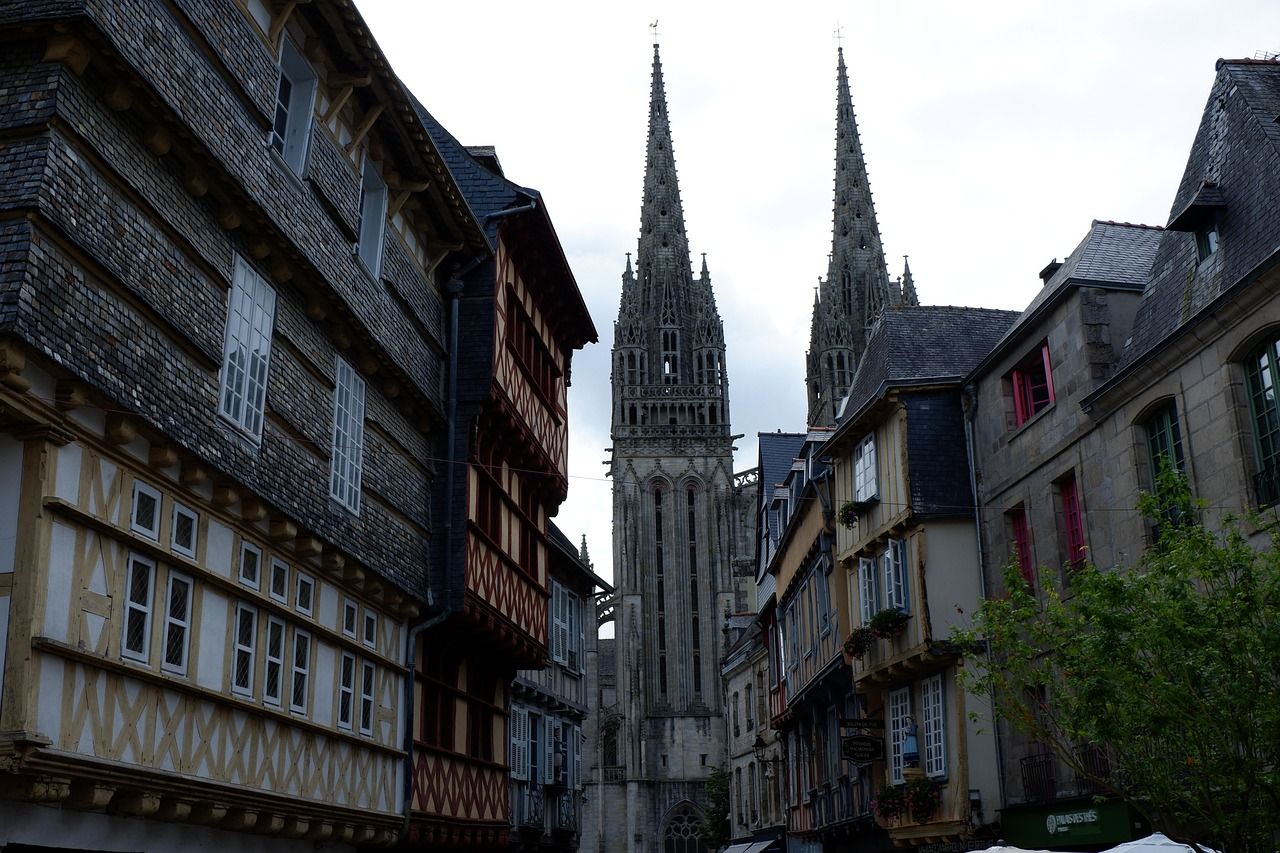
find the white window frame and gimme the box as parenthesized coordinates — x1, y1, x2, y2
(854, 433, 878, 502)
(342, 598, 358, 638)
(264, 615, 285, 708)
(232, 603, 258, 698)
(883, 539, 909, 612)
(269, 558, 289, 603)
(359, 660, 375, 736)
(122, 553, 156, 663)
(356, 156, 388, 278)
(921, 674, 947, 778)
(269, 36, 316, 174)
(161, 570, 193, 675)
(218, 256, 277, 440)
(337, 651, 356, 730)
(290, 627, 311, 714)
(363, 609, 377, 649)
(170, 502, 198, 559)
(294, 572, 315, 617)
(239, 540, 262, 590)
(889, 685, 912, 784)
(131, 480, 162, 541)
(329, 357, 366, 514)
(858, 557, 878, 625)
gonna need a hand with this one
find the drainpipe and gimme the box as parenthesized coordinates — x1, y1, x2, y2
(398, 252, 488, 842)
(962, 383, 1008, 818)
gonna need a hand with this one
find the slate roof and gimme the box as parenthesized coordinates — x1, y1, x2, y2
(838, 305, 1021, 430)
(973, 220, 1162, 378)
(1111, 59, 1280, 374)
(758, 432, 806, 498)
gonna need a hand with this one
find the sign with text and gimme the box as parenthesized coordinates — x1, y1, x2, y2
(841, 734, 884, 763)
(839, 718, 885, 730)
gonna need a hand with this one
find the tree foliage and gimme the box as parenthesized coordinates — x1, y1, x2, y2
(699, 764, 732, 850)
(953, 472, 1280, 853)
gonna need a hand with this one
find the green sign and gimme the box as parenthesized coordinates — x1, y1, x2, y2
(1002, 799, 1150, 849)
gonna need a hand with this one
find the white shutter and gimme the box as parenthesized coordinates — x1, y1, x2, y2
(510, 706, 528, 781)
(922, 675, 946, 777)
(889, 686, 912, 784)
(543, 716, 557, 785)
(859, 557, 877, 623)
(570, 723, 582, 789)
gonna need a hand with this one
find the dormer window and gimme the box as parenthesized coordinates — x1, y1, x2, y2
(1195, 222, 1219, 262)
(270, 38, 316, 174)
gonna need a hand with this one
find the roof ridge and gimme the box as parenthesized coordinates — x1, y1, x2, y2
(1091, 219, 1164, 231)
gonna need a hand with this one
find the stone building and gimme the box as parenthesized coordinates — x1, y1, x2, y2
(582, 41, 756, 853)
(805, 48, 917, 429)
(967, 57, 1280, 849)
(0, 0, 486, 848)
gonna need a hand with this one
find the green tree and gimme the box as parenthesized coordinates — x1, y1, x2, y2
(954, 473, 1280, 853)
(699, 764, 731, 850)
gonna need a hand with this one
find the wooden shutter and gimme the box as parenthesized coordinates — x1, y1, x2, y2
(509, 706, 528, 781)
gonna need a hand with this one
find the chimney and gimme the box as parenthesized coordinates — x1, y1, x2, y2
(1039, 258, 1063, 285)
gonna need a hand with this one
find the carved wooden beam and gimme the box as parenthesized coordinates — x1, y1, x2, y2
(321, 549, 345, 576)
(189, 802, 228, 825)
(54, 379, 87, 410)
(342, 564, 365, 589)
(221, 807, 258, 831)
(180, 461, 209, 487)
(217, 204, 242, 231)
(0, 341, 30, 392)
(330, 72, 373, 89)
(269, 518, 297, 542)
(306, 822, 334, 841)
(270, 258, 294, 283)
(43, 34, 91, 74)
(258, 813, 285, 834)
(282, 816, 311, 838)
(240, 495, 267, 523)
(267, 0, 303, 45)
(110, 790, 160, 817)
(322, 85, 354, 125)
(184, 166, 210, 198)
(156, 798, 191, 821)
(66, 780, 115, 809)
(355, 350, 379, 376)
(211, 483, 239, 508)
(104, 413, 137, 445)
(248, 239, 271, 260)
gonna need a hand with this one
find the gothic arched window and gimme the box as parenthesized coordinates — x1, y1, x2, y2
(663, 802, 708, 853)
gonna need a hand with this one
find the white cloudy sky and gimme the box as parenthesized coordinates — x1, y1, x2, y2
(358, 0, 1280, 585)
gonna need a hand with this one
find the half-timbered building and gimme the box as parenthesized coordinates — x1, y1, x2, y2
(409, 111, 597, 850)
(0, 0, 490, 850)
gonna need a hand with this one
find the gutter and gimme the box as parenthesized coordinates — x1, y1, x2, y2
(398, 251, 489, 842)
(961, 383, 1008, 817)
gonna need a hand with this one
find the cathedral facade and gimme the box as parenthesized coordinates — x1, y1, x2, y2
(583, 43, 757, 853)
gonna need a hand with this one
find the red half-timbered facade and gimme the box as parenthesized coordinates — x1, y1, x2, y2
(406, 118, 596, 850)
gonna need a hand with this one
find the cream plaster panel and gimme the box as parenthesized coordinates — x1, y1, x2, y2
(43, 521, 76, 642)
(36, 655, 65, 743)
(0, 595, 9, 709)
(319, 580, 338, 633)
(0, 435, 21, 573)
(205, 518, 233, 578)
(313, 641, 335, 727)
(68, 406, 106, 435)
(196, 587, 228, 691)
(53, 441, 82, 504)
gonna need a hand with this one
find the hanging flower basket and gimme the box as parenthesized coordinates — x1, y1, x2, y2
(869, 608, 909, 639)
(837, 501, 857, 529)
(872, 783, 907, 821)
(905, 777, 942, 821)
(843, 626, 876, 659)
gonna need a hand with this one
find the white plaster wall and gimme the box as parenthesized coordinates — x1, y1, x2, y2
(206, 518, 234, 578)
(35, 655, 65, 744)
(43, 520, 76, 642)
(314, 640, 335, 727)
(0, 435, 24, 574)
(0, 800, 355, 852)
(53, 441, 82, 504)
(196, 587, 228, 691)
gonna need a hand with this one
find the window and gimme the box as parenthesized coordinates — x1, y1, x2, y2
(1059, 474, 1086, 567)
(269, 558, 289, 602)
(882, 539, 909, 612)
(264, 616, 285, 707)
(733, 692, 740, 736)
(359, 661, 376, 736)
(661, 329, 679, 383)
(218, 256, 277, 439)
(853, 434, 877, 502)
(342, 598, 358, 638)
(294, 572, 314, 616)
(356, 157, 388, 277)
(239, 540, 262, 589)
(1247, 335, 1280, 506)
(420, 654, 459, 750)
(467, 669, 495, 761)
(888, 686, 912, 784)
(232, 604, 257, 697)
(1145, 402, 1185, 481)
(330, 357, 367, 514)
(162, 572, 193, 674)
(1195, 223, 1220, 262)
(171, 503, 197, 558)
(921, 674, 947, 778)
(338, 652, 355, 731)
(857, 556, 878, 624)
(816, 563, 832, 635)
(122, 554, 155, 662)
(744, 683, 754, 730)
(269, 37, 316, 173)
(290, 629, 311, 714)
(131, 480, 161, 541)
(363, 610, 377, 649)
(1010, 342, 1055, 427)
(1008, 506, 1034, 586)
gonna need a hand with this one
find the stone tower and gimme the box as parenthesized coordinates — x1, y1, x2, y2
(806, 47, 915, 427)
(593, 41, 744, 853)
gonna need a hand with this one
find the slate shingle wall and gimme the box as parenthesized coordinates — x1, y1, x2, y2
(0, 3, 454, 598)
(904, 390, 972, 516)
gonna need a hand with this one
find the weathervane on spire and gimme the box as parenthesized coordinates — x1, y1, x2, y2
(833, 21, 844, 49)
(650, 19, 660, 46)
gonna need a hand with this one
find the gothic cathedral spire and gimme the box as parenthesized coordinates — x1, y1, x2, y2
(806, 47, 896, 427)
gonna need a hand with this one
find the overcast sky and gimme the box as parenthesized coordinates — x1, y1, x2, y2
(358, 0, 1280, 586)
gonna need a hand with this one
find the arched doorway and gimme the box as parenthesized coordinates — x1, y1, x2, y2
(662, 800, 708, 853)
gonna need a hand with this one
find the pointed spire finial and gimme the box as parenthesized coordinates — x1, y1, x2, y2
(700, 252, 709, 277)
(580, 535, 593, 568)
(625, 251, 633, 274)
(901, 255, 918, 306)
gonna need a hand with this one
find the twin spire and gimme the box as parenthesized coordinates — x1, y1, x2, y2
(805, 46, 917, 427)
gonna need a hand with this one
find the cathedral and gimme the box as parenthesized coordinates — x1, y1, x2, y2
(585, 42, 908, 853)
